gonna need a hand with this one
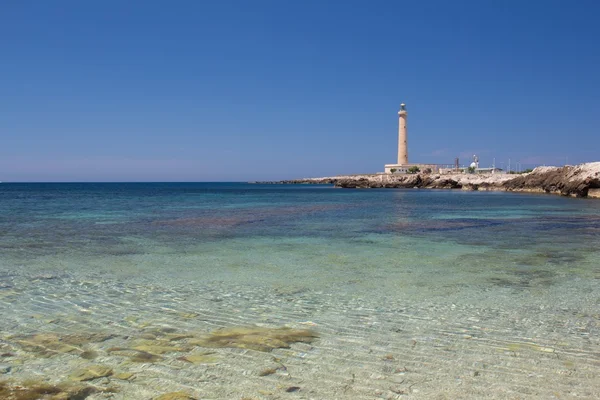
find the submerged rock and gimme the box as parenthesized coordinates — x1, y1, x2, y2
(258, 367, 277, 376)
(154, 392, 196, 400)
(138, 327, 193, 342)
(79, 350, 98, 360)
(130, 351, 163, 363)
(0, 379, 106, 400)
(164, 333, 195, 342)
(177, 352, 218, 364)
(69, 364, 113, 381)
(12, 332, 113, 358)
(193, 326, 318, 352)
(61, 333, 114, 346)
(107, 347, 163, 363)
(131, 340, 187, 355)
(13, 333, 79, 357)
(0, 380, 62, 400)
(114, 372, 135, 381)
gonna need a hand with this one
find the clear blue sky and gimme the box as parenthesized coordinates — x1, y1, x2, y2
(2, 0, 599, 181)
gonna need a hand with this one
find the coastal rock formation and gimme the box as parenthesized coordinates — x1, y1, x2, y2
(501, 164, 600, 197)
(263, 162, 600, 198)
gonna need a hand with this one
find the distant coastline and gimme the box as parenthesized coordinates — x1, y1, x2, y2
(255, 162, 600, 199)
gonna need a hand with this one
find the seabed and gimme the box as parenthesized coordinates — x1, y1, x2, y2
(0, 184, 599, 399)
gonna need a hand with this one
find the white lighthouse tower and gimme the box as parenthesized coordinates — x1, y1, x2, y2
(384, 103, 438, 174)
(397, 103, 408, 165)
(384, 103, 414, 173)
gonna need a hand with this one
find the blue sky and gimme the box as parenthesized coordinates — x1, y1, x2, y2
(1, 0, 599, 181)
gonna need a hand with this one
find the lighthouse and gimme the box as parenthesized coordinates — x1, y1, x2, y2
(397, 103, 408, 165)
(384, 103, 438, 174)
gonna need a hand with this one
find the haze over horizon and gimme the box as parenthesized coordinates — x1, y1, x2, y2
(2, 0, 599, 182)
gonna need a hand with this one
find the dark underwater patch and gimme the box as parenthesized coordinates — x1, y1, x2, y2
(489, 268, 557, 288)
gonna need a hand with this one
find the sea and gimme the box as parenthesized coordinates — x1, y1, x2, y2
(0, 183, 599, 399)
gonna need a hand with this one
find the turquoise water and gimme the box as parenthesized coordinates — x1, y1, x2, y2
(1, 183, 599, 399)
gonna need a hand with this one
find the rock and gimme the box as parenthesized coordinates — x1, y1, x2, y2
(132, 340, 186, 354)
(154, 392, 196, 400)
(502, 164, 600, 197)
(165, 333, 194, 342)
(12, 332, 114, 358)
(0, 380, 61, 398)
(0, 364, 10, 374)
(108, 347, 164, 363)
(61, 332, 115, 346)
(192, 326, 318, 352)
(258, 367, 277, 376)
(14, 333, 79, 357)
(114, 371, 136, 380)
(129, 351, 163, 363)
(588, 188, 600, 198)
(461, 183, 478, 191)
(279, 162, 600, 198)
(0, 379, 102, 399)
(143, 326, 178, 336)
(178, 352, 218, 364)
(69, 365, 113, 381)
(80, 350, 98, 360)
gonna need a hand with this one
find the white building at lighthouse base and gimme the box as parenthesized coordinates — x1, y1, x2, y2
(384, 163, 441, 174)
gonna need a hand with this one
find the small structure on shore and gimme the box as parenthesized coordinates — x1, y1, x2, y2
(438, 166, 504, 174)
(439, 155, 503, 174)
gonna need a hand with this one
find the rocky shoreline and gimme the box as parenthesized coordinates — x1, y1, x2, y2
(257, 162, 600, 198)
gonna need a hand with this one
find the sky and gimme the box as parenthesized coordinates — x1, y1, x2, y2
(1, 0, 599, 181)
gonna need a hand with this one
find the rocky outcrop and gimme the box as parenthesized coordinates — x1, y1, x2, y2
(252, 178, 336, 185)
(336, 175, 423, 189)
(501, 164, 600, 197)
(588, 188, 600, 199)
(259, 162, 600, 198)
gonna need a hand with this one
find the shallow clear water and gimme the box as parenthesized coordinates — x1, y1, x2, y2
(1, 183, 599, 399)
